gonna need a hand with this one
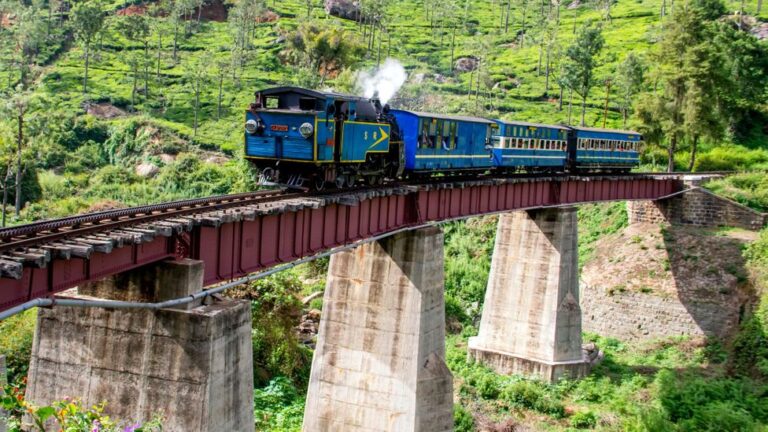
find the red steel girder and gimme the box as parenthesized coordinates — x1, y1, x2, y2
(0, 176, 682, 314)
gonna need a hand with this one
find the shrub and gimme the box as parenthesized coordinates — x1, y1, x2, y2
(253, 377, 305, 432)
(500, 380, 566, 418)
(571, 411, 598, 429)
(694, 146, 768, 172)
(454, 405, 475, 432)
(706, 172, 768, 212)
(0, 310, 36, 385)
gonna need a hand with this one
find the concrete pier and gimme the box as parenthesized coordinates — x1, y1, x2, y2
(468, 208, 591, 382)
(303, 227, 453, 432)
(25, 259, 255, 432)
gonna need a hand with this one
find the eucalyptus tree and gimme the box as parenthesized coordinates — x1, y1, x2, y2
(614, 53, 645, 128)
(10, 4, 45, 86)
(183, 56, 208, 139)
(117, 14, 151, 97)
(635, 0, 728, 172)
(562, 21, 605, 126)
(71, 1, 104, 94)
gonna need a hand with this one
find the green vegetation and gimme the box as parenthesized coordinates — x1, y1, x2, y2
(0, 310, 35, 386)
(0, 0, 765, 430)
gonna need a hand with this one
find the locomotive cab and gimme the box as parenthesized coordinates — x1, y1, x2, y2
(244, 87, 395, 189)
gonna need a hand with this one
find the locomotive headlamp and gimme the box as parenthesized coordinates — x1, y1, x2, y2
(299, 122, 314, 138)
(245, 119, 258, 135)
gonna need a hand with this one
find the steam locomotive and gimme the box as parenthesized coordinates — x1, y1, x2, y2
(244, 86, 642, 190)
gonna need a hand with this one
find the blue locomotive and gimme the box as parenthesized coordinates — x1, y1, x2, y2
(244, 86, 642, 189)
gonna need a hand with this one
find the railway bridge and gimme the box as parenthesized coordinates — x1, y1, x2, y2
(0, 174, 694, 431)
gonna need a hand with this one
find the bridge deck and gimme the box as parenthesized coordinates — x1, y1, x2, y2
(0, 174, 684, 316)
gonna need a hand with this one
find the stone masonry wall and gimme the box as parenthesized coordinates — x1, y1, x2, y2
(628, 187, 767, 231)
(581, 223, 752, 341)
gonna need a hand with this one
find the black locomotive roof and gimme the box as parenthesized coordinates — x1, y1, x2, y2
(257, 86, 374, 103)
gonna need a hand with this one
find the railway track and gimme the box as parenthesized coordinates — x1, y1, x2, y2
(0, 188, 302, 262)
(0, 171, 716, 273)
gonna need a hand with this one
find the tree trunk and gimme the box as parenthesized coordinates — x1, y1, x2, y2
(450, 25, 457, 73)
(505, 0, 511, 32)
(173, 19, 179, 63)
(218, 74, 224, 120)
(468, 70, 474, 97)
(622, 108, 627, 128)
(567, 88, 574, 124)
(157, 32, 162, 79)
(544, 44, 551, 94)
(667, 133, 677, 172)
(131, 65, 138, 108)
(688, 135, 698, 172)
(15, 113, 22, 217)
(580, 96, 587, 126)
(376, 25, 383, 67)
(558, 84, 564, 110)
(83, 42, 90, 94)
(194, 85, 200, 138)
(144, 43, 150, 98)
(2, 166, 10, 227)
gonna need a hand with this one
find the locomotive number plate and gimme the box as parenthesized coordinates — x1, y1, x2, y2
(271, 125, 289, 132)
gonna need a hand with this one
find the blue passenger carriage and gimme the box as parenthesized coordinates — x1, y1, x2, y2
(490, 121, 570, 171)
(571, 127, 642, 171)
(389, 110, 495, 173)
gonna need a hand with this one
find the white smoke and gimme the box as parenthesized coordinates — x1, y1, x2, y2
(356, 58, 407, 105)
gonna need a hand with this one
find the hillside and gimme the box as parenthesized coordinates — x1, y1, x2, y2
(0, 0, 765, 222)
(0, 1, 767, 431)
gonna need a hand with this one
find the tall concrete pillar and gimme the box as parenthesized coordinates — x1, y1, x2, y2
(468, 208, 591, 382)
(25, 259, 255, 432)
(303, 227, 453, 432)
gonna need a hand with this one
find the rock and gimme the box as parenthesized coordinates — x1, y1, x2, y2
(159, 153, 176, 164)
(582, 343, 604, 366)
(567, 0, 582, 8)
(751, 21, 768, 40)
(433, 73, 447, 84)
(205, 155, 229, 165)
(306, 308, 321, 322)
(412, 73, 425, 84)
(135, 163, 159, 178)
(324, 0, 361, 21)
(84, 102, 127, 119)
(454, 56, 479, 72)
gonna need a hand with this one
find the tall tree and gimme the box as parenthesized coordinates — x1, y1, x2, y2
(562, 22, 605, 126)
(117, 15, 151, 98)
(183, 57, 208, 138)
(5, 88, 29, 217)
(71, 1, 104, 94)
(635, 0, 727, 172)
(614, 53, 645, 128)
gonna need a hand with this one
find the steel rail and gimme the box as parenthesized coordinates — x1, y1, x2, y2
(0, 189, 301, 252)
(0, 171, 715, 253)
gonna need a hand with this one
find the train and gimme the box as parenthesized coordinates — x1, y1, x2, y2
(243, 86, 642, 190)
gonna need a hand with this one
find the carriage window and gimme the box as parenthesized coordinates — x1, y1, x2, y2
(419, 119, 432, 148)
(266, 97, 279, 109)
(429, 119, 438, 147)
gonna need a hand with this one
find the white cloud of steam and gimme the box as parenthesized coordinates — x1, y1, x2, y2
(356, 59, 407, 105)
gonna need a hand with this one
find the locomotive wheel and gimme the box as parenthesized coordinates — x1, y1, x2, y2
(314, 177, 326, 191)
(345, 174, 356, 188)
(261, 167, 276, 183)
(335, 175, 346, 189)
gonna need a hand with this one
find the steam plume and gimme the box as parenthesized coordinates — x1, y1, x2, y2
(356, 59, 407, 105)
